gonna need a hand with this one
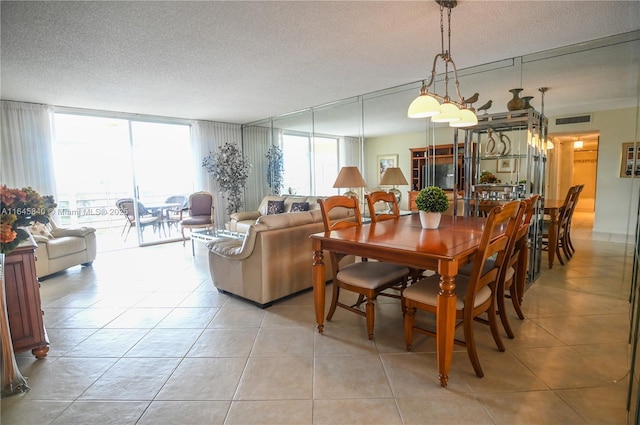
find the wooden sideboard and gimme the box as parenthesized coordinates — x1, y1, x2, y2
(4, 242, 49, 358)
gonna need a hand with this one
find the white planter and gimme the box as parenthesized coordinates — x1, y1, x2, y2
(419, 211, 442, 229)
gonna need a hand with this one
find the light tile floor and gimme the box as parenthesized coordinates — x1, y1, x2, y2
(1, 211, 633, 424)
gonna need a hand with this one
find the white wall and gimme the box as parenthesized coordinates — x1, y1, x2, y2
(365, 106, 640, 240)
(549, 107, 640, 241)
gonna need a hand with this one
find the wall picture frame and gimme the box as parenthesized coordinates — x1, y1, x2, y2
(377, 154, 398, 184)
(497, 158, 516, 173)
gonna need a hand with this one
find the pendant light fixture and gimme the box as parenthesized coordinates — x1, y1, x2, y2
(407, 0, 478, 128)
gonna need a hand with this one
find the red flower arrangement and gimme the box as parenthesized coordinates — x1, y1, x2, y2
(0, 186, 56, 254)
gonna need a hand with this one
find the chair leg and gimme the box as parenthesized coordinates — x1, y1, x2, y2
(514, 250, 528, 320)
(562, 232, 573, 260)
(556, 239, 565, 265)
(463, 315, 484, 378)
(487, 301, 505, 352)
(181, 227, 186, 246)
(365, 296, 375, 340)
(326, 282, 341, 321)
(404, 305, 416, 351)
(497, 281, 515, 339)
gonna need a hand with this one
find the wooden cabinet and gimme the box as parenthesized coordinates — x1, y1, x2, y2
(408, 144, 466, 211)
(4, 243, 49, 358)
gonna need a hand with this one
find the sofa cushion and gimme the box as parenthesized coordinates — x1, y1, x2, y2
(267, 200, 285, 215)
(290, 202, 310, 212)
(45, 236, 87, 260)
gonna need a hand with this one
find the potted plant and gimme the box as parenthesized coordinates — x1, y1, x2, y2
(202, 142, 252, 216)
(415, 186, 449, 229)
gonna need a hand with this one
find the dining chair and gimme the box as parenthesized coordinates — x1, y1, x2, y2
(179, 191, 214, 246)
(565, 184, 584, 259)
(495, 195, 539, 338)
(164, 194, 189, 234)
(365, 190, 400, 221)
(542, 185, 580, 265)
(402, 200, 522, 378)
(318, 195, 410, 340)
(115, 198, 159, 242)
(365, 190, 425, 283)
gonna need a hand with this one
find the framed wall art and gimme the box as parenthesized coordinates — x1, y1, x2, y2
(497, 158, 516, 173)
(620, 142, 640, 178)
(377, 154, 398, 184)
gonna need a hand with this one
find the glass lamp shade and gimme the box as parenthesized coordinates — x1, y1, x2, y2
(431, 102, 461, 123)
(407, 94, 441, 118)
(450, 108, 478, 128)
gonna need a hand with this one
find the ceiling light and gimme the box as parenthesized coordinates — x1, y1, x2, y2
(547, 141, 554, 150)
(407, 0, 478, 128)
(574, 140, 584, 149)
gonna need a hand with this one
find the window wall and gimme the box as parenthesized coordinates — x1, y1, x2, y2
(53, 112, 194, 249)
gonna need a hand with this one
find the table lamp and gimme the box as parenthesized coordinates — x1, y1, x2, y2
(379, 167, 408, 202)
(333, 166, 367, 198)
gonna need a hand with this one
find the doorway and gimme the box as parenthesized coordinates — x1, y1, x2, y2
(546, 132, 598, 219)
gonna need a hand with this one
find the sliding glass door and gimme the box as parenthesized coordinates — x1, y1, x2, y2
(52, 113, 194, 250)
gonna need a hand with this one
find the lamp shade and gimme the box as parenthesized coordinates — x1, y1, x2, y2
(333, 166, 367, 189)
(449, 108, 478, 128)
(431, 102, 461, 123)
(407, 93, 441, 118)
(379, 168, 408, 186)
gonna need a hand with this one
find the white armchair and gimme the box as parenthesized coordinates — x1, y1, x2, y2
(28, 220, 97, 278)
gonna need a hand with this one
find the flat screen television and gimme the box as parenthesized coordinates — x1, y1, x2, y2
(422, 163, 455, 190)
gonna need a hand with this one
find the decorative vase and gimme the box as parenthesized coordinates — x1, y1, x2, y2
(507, 88, 525, 111)
(419, 211, 442, 229)
(522, 96, 534, 110)
(0, 253, 30, 398)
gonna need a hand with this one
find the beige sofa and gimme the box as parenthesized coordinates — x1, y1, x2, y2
(228, 195, 325, 233)
(28, 220, 97, 279)
(208, 208, 352, 308)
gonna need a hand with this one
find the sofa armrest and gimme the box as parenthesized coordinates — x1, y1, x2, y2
(229, 211, 260, 222)
(50, 226, 96, 238)
(31, 234, 50, 243)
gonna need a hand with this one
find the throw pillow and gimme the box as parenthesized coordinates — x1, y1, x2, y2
(267, 200, 285, 215)
(28, 221, 54, 239)
(290, 202, 310, 212)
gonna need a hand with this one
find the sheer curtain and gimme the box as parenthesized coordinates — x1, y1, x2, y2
(1, 101, 57, 197)
(242, 124, 282, 211)
(190, 120, 242, 228)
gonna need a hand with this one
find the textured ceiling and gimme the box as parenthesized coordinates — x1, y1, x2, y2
(1, 1, 639, 132)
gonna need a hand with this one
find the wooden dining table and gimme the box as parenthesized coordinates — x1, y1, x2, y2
(543, 199, 566, 269)
(310, 213, 491, 387)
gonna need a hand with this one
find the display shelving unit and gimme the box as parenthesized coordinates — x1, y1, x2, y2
(458, 109, 548, 281)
